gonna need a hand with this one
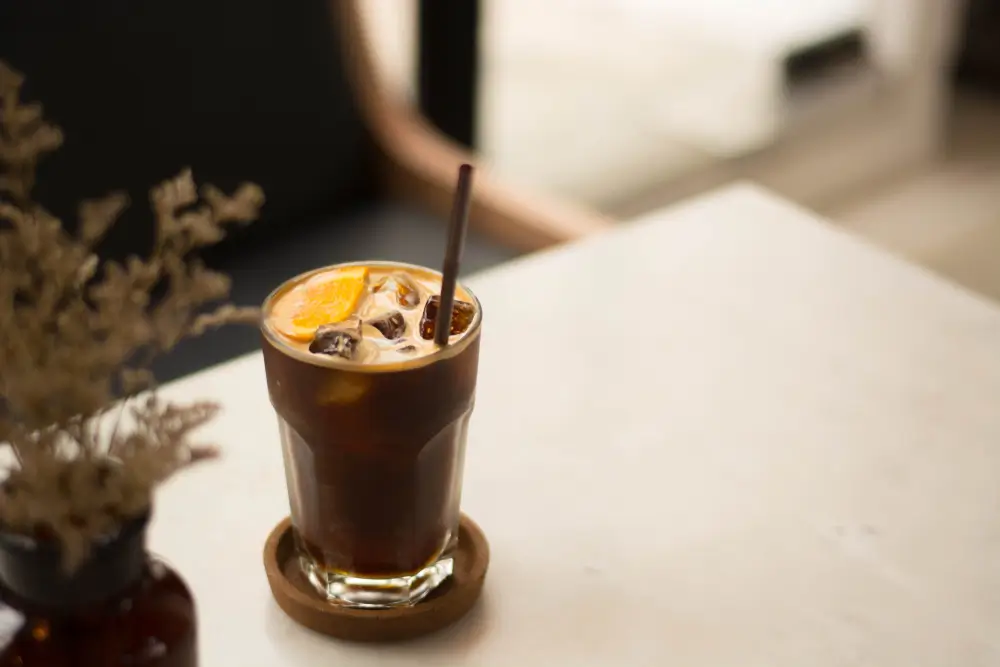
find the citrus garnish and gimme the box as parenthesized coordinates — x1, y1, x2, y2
(273, 267, 369, 341)
(317, 374, 370, 404)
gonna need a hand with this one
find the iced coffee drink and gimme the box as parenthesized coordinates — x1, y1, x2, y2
(261, 262, 481, 608)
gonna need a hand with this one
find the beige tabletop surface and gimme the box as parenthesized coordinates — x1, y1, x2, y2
(153, 183, 1000, 665)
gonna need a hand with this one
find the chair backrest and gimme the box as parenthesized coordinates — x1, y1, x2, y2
(1, 0, 375, 259)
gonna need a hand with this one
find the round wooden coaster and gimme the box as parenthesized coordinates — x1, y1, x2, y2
(263, 514, 490, 642)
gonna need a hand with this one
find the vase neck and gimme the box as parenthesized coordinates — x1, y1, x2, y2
(0, 514, 149, 612)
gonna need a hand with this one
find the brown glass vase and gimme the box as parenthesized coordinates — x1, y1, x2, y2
(0, 513, 197, 666)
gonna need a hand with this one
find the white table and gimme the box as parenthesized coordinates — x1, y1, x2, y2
(153, 184, 1000, 665)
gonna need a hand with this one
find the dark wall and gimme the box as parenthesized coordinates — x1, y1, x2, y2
(954, 0, 1000, 95)
(0, 0, 376, 260)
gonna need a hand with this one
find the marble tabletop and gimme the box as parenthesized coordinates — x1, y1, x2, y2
(152, 184, 1000, 665)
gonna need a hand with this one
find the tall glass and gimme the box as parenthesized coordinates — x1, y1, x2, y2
(260, 262, 481, 608)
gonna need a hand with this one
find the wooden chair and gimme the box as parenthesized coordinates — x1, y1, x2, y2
(1, 0, 610, 381)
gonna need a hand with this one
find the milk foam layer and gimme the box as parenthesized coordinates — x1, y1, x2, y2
(265, 263, 478, 365)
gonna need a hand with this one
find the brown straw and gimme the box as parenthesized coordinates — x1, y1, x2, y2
(435, 163, 475, 346)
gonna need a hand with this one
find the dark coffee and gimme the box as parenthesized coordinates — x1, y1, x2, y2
(261, 262, 481, 607)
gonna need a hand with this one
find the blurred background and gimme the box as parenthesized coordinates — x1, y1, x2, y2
(366, 0, 1000, 301)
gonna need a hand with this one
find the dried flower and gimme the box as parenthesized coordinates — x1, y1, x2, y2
(0, 61, 265, 570)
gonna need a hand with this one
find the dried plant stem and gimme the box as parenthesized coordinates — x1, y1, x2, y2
(0, 61, 265, 570)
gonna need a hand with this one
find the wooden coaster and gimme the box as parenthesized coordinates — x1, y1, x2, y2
(263, 515, 489, 642)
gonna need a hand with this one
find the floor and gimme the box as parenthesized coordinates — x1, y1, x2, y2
(361, 3, 998, 302)
(823, 92, 1000, 303)
(362, 0, 879, 209)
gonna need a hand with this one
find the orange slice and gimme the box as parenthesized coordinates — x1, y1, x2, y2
(273, 267, 369, 341)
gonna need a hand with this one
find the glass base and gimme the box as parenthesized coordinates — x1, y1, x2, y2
(301, 556, 454, 608)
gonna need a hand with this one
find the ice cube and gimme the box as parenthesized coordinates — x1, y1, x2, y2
(419, 296, 476, 340)
(373, 273, 421, 309)
(368, 310, 406, 340)
(309, 319, 362, 359)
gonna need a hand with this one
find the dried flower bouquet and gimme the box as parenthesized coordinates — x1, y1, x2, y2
(0, 61, 264, 568)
